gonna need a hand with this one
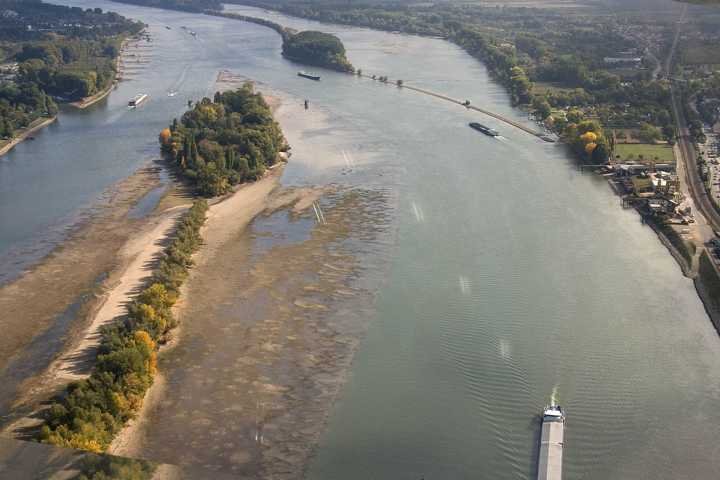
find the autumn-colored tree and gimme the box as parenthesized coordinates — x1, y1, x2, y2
(159, 127, 172, 148)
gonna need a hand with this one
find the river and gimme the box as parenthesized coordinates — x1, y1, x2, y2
(3, 1, 720, 478)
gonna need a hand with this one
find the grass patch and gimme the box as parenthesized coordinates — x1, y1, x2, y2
(533, 81, 577, 95)
(614, 143, 675, 164)
(656, 218, 695, 265)
(698, 250, 720, 312)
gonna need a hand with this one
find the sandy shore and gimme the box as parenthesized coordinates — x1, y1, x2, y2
(0, 116, 57, 157)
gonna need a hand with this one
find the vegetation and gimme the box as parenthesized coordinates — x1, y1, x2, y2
(39, 200, 208, 453)
(160, 83, 288, 196)
(282, 30, 354, 73)
(74, 455, 156, 480)
(0, 1, 142, 141)
(653, 217, 695, 265)
(698, 250, 720, 314)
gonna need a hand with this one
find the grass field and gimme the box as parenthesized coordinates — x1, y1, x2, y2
(682, 41, 720, 65)
(614, 143, 675, 163)
(533, 81, 578, 95)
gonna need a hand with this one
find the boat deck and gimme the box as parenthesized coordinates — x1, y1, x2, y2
(538, 420, 563, 480)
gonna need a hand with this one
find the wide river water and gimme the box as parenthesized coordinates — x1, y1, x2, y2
(3, 1, 720, 478)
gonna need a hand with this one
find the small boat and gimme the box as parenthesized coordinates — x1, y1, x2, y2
(165, 26, 171, 30)
(298, 71, 321, 81)
(469, 122, 499, 137)
(190, 31, 197, 37)
(167, 90, 178, 97)
(128, 93, 148, 108)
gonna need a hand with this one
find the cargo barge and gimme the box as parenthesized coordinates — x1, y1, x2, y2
(469, 122, 499, 137)
(538, 405, 564, 480)
(128, 93, 148, 108)
(298, 71, 321, 81)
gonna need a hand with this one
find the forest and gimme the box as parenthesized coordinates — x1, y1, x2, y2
(160, 83, 288, 196)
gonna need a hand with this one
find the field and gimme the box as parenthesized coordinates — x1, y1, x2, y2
(614, 143, 676, 163)
(681, 41, 720, 65)
(533, 81, 578, 95)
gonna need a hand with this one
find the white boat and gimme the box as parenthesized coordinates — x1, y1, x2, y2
(128, 93, 148, 107)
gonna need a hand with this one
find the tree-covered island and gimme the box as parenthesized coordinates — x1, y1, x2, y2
(159, 82, 289, 196)
(282, 30, 354, 73)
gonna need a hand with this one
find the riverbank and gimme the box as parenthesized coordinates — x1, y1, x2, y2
(0, 116, 57, 158)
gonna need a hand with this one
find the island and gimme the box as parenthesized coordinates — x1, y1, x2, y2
(38, 83, 288, 453)
(282, 30, 354, 73)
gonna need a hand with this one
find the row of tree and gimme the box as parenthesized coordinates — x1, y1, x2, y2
(159, 83, 288, 196)
(40, 200, 208, 452)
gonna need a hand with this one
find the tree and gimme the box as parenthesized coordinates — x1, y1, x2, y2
(532, 96, 552, 120)
(159, 128, 172, 149)
(638, 122, 661, 143)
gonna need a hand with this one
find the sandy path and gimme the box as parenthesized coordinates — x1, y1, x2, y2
(53, 210, 184, 381)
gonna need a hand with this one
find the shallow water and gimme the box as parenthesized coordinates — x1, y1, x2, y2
(4, 1, 720, 479)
